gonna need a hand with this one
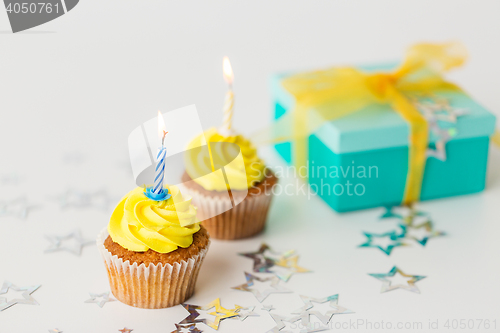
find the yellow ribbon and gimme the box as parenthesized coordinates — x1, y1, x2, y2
(279, 42, 467, 204)
(492, 131, 500, 147)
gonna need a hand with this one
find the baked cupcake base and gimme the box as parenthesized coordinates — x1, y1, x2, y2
(181, 170, 278, 240)
(97, 226, 210, 309)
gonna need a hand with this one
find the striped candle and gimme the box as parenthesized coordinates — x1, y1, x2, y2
(152, 111, 168, 196)
(221, 56, 234, 135)
(153, 145, 166, 194)
(222, 89, 234, 133)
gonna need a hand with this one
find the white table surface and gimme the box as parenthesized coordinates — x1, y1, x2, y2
(1, 1, 500, 332)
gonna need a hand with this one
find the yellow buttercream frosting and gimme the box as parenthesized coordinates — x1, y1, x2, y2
(108, 186, 200, 254)
(185, 128, 266, 191)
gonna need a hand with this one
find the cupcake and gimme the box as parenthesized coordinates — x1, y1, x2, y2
(181, 127, 278, 240)
(97, 185, 210, 309)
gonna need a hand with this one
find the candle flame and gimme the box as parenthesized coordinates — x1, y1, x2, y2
(223, 56, 233, 85)
(157, 111, 167, 142)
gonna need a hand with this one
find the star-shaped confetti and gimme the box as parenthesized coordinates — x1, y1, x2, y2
(0, 197, 38, 220)
(180, 298, 238, 330)
(266, 313, 299, 333)
(171, 323, 203, 333)
(118, 328, 133, 333)
(272, 255, 311, 282)
(292, 294, 354, 326)
(62, 151, 86, 165)
(414, 95, 468, 124)
(53, 189, 115, 211)
(0, 281, 41, 311)
(358, 231, 407, 255)
(45, 229, 94, 256)
(0, 173, 21, 186)
(369, 266, 426, 293)
(239, 243, 308, 281)
(427, 138, 449, 161)
(239, 244, 280, 273)
(411, 94, 468, 163)
(266, 313, 326, 333)
(48, 329, 63, 333)
(380, 205, 428, 224)
(230, 305, 259, 321)
(84, 292, 116, 307)
(262, 304, 275, 312)
(399, 221, 445, 246)
(232, 272, 292, 302)
(379, 206, 403, 219)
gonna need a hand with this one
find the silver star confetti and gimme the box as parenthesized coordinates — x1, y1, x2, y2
(171, 323, 203, 333)
(412, 95, 468, 162)
(400, 221, 445, 246)
(53, 189, 115, 211)
(369, 266, 426, 293)
(62, 151, 86, 165)
(0, 281, 41, 311)
(239, 244, 309, 281)
(0, 173, 21, 186)
(426, 140, 447, 161)
(266, 313, 326, 333)
(0, 197, 38, 220)
(45, 229, 94, 256)
(262, 304, 276, 312)
(292, 294, 354, 327)
(232, 272, 292, 302)
(266, 313, 298, 333)
(239, 244, 281, 273)
(84, 292, 116, 307)
(230, 305, 259, 321)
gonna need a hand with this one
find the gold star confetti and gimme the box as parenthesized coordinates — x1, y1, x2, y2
(180, 298, 238, 330)
(118, 328, 133, 333)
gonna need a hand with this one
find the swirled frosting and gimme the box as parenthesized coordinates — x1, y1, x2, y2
(108, 186, 200, 254)
(186, 128, 266, 191)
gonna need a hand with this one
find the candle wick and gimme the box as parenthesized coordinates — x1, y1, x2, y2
(161, 131, 168, 146)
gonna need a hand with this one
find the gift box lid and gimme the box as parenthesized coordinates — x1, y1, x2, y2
(271, 63, 497, 154)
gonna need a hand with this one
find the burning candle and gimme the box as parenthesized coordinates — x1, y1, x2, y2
(153, 111, 168, 195)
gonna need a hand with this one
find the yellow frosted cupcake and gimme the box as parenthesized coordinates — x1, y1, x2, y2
(96, 185, 210, 309)
(181, 128, 278, 240)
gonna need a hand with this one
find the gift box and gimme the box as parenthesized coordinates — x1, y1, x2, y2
(270, 44, 497, 212)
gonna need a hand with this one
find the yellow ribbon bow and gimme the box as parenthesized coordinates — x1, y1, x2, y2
(277, 42, 467, 204)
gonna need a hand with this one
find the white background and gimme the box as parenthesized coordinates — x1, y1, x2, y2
(0, 1, 500, 332)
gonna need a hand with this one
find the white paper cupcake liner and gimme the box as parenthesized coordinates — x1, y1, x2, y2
(96, 228, 209, 309)
(180, 185, 275, 240)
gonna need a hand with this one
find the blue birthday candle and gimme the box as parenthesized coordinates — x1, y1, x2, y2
(153, 145, 166, 194)
(145, 111, 171, 201)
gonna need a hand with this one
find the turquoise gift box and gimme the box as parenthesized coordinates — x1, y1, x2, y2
(271, 63, 497, 212)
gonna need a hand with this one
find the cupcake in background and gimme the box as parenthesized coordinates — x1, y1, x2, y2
(97, 185, 210, 309)
(181, 127, 277, 240)
(181, 58, 277, 239)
